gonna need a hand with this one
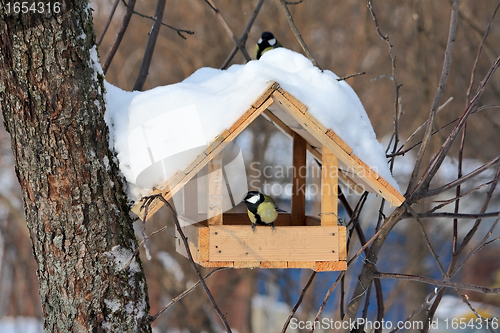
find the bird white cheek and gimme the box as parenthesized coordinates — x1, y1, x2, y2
(246, 195, 260, 204)
(269, 38, 277, 46)
(257, 38, 263, 44)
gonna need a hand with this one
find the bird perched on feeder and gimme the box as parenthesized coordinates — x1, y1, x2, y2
(242, 191, 285, 232)
(254, 31, 282, 60)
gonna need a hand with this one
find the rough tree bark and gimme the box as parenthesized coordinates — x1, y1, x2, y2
(0, 1, 152, 331)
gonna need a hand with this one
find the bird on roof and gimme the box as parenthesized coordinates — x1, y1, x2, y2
(242, 191, 285, 232)
(254, 31, 282, 60)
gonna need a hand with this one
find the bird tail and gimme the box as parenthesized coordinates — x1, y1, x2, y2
(277, 208, 287, 213)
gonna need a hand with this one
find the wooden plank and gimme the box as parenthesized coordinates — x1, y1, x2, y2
(338, 226, 347, 261)
(199, 261, 234, 268)
(276, 87, 308, 113)
(326, 129, 353, 155)
(287, 261, 316, 270)
(233, 261, 260, 269)
(199, 227, 210, 262)
(314, 261, 347, 272)
(292, 132, 307, 226)
(207, 152, 223, 226)
(209, 226, 340, 262)
(260, 261, 288, 269)
(252, 81, 280, 109)
(321, 145, 338, 226)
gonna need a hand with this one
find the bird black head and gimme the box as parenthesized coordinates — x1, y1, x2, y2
(242, 191, 264, 208)
(257, 31, 277, 49)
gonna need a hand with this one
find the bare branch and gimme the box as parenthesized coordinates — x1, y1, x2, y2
(203, 0, 251, 61)
(102, 0, 137, 74)
(418, 211, 500, 219)
(465, 1, 500, 105)
(418, 155, 500, 199)
(406, 0, 461, 195)
(336, 72, 366, 81)
(96, 0, 120, 46)
(151, 267, 229, 323)
(405, 203, 446, 276)
(452, 214, 500, 276)
(373, 271, 500, 294)
(281, 271, 317, 333)
(277, 0, 321, 69)
(417, 56, 500, 193)
(309, 271, 345, 332)
(220, 0, 265, 69)
(121, 0, 193, 38)
(133, 0, 167, 91)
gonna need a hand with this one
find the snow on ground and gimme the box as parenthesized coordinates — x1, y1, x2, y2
(105, 48, 398, 202)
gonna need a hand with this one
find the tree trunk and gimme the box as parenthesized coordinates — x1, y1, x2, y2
(0, 2, 151, 332)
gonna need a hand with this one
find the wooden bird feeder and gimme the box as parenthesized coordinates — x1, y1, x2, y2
(132, 82, 404, 271)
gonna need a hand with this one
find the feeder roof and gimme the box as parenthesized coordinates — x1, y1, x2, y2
(104, 48, 405, 220)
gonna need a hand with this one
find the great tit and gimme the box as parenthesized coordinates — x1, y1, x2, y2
(254, 31, 282, 60)
(242, 191, 284, 232)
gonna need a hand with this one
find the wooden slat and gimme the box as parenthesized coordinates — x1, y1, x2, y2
(314, 261, 347, 272)
(207, 152, 223, 226)
(287, 261, 316, 270)
(338, 226, 347, 261)
(199, 261, 234, 268)
(252, 82, 280, 109)
(276, 87, 308, 113)
(292, 133, 307, 226)
(209, 226, 341, 262)
(260, 261, 288, 269)
(233, 261, 260, 269)
(321, 145, 338, 226)
(326, 129, 353, 154)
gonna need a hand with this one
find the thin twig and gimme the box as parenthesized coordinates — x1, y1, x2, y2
(419, 154, 500, 199)
(373, 271, 500, 294)
(391, 97, 453, 156)
(405, 203, 446, 276)
(133, 0, 167, 91)
(309, 272, 345, 333)
(220, 0, 265, 68)
(96, 0, 120, 46)
(417, 55, 500, 194)
(277, 0, 321, 69)
(120, 0, 193, 38)
(150, 267, 229, 322)
(464, 1, 500, 105)
(281, 271, 317, 333)
(336, 72, 366, 81)
(452, 214, 500, 276)
(203, 0, 251, 61)
(155, 195, 233, 332)
(124, 225, 168, 271)
(418, 211, 500, 219)
(102, 0, 137, 74)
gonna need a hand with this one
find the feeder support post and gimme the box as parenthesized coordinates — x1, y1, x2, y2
(321, 145, 338, 226)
